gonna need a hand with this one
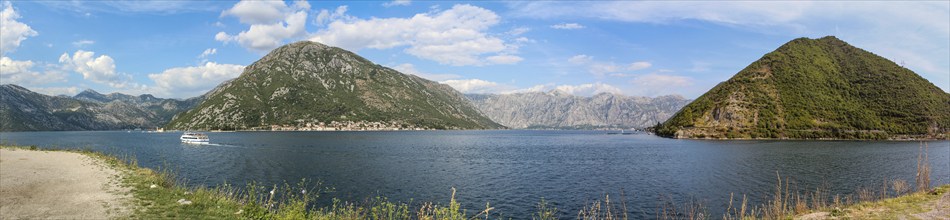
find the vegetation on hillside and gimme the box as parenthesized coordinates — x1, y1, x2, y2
(657, 36, 950, 139)
(166, 41, 501, 131)
(0, 84, 198, 131)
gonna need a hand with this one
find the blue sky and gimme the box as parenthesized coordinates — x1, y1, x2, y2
(1, 1, 948, 99)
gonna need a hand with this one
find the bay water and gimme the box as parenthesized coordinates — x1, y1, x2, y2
(2, 130, 947, 218)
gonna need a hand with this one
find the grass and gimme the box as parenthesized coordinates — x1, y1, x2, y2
(795, 185, 949, 219)
(2, 144, 945, 219)
(719, 142, 942, 220)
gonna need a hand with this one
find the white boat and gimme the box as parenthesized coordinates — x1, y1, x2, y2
(180, 132, 209, 144)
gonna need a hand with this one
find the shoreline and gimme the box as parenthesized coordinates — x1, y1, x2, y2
(4, 129, 948, 141)
(671, 137, 950, 141)
(656, 133, 949, 141)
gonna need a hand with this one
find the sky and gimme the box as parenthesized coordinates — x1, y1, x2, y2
(1, 1, 948, 99)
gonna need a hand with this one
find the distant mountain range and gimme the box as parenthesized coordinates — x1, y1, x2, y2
(0, 84, 200, 131)
(7, 37, 945, 138)
(73, 89, 203, 124)
(165, 41, 502, 130)
(467, 92, 690, 129)
(656, 36, 950, 139)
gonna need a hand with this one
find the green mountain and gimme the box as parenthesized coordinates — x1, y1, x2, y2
(0, 84, 199, 131)
(656, 36, 950, 139)
(166, 41, 502, 130)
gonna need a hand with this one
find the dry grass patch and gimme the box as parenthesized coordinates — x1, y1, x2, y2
(794, 184, 949, 220)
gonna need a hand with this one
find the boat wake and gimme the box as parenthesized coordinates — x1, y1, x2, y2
(181, 142, 239, 148)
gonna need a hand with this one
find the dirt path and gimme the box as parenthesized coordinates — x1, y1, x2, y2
(912, 189, 950, 219)
(0, 149, 131, 219)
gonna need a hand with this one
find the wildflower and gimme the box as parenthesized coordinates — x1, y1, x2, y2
(302, 189, 307, 194)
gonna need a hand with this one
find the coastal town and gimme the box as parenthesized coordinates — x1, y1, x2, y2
(268, 120, 431, 131)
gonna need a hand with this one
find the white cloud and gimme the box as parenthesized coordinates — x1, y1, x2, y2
(214, 32, 231, 42)
(507, 27, 530, 36)
(147, 62, 246, 98)
(72, 40, 95, 47)
(390, 63, 460, 81)
(197, 48, 218, 64)
(628, 61, 652, 71)
(500, 82, 624, 96)
(568, 54, 651, 76)
(632, 73, 691, 86)
(314, 6, 351, 26)
(551, 23, 585, 29)
(1, 2, 37, 55)
(0, 57, 66, 85)
(589, 63, 622, 76)
(58, 50, 133, 88)
(0, 56, 34, 78)
(514, 37, 534, 44)
(30, 86, 80, 96)
(310, 4, 521, 66)
(503, 83, 553, 94)
(486, 54, 524, 64)
(554, 83, 622, 96)
(199, 48, 217, 58)
(217, 0, 310, 52)
(440, 79, 515, 94)
(630, 73, 694, 96)
(438, 79, 627, 97)
(220, 1, 287, 24)
(568, 54, 593, 64)
(292, 0, 310, 11)
(477, 76, 687, 97)
(383, 0, 411, 7)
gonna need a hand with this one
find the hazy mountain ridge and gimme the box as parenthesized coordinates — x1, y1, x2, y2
(656, 36, 950, 139)
(0, 84, 199, 131)
(166, 41, 502, 130)
(467, 91, 690, 129)
(74, 89, 204, 123)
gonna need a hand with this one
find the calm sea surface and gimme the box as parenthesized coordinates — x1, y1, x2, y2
(1, 130, 947, 218)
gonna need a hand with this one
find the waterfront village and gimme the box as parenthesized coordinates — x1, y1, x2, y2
(268, 120, 432, 131)
(150, 120, 432, 132)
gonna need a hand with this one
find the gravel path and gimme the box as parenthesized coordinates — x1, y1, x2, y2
(0, 149, 131, 219)
(912, 189, 950, 219)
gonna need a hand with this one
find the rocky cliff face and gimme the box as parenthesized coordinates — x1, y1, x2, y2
(466, 91, 690, 129)
(657, 36, 950, 139)
(166, 41, 501, 130)
(0, 84, 198, 131)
